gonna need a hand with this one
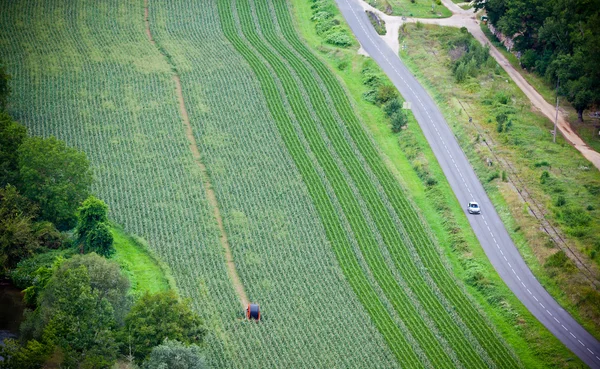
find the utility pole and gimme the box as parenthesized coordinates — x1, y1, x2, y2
(553, 78, 559, 143)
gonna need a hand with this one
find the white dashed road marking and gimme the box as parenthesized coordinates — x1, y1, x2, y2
(342, 0, 600, 363)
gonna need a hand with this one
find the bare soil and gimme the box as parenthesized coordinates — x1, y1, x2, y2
(358, 0, 600, 171)
(143, 0, 249, 307)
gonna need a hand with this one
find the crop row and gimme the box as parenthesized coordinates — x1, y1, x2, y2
(222, 0, 522, 367)
(149, 0, 403, 367)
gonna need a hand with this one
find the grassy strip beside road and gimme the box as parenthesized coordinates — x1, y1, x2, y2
(290, 0, 581, 367)
(480, 24, 600, 153)
(364, 0, 451, 18)
(399, 22, 600, 360)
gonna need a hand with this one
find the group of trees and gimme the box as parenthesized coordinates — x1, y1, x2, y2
(3, 253, 205, 368)
(0, 62, 207, 368)
(475, 0, 600, 121)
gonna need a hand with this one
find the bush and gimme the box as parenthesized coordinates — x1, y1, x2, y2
(375, 84, 398, 105)
(555, 195, 566, 207)
(520, 49, 538, 70)
(325, 31, 352, 47)
(390, 110, 408, 133)
(544, 250, 569, 268)
(143, 340, 205, 369)
(122, 291, 205, 362)
(540, 170, 550, 184)
(86, 223, 114, 257)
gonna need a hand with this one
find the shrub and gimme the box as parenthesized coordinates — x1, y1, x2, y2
(143, 340, 205, 369)
(375, 84, 398, 104)
(390, 110, 408, 133)
(325, 31, 352, 47)
(555, 196, 566, 207)
(85, 223, 114, 258)
(540, 170, 550, 184)
(520, 49, 538, 70)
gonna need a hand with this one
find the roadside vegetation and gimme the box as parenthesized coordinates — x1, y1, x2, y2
(365, 0, 451, 18)
(480, 24, 600, 153)
(475, 0, 600, 151)
(398, 22, 600, 344)
(366, 10, 387, 35)
(293, 0, 583, 367)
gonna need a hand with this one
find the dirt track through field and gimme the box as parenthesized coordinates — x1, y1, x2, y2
(143, 0, 249, 307)
(359, 0, 600, 171)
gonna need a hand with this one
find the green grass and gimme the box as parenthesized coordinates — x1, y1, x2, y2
(110, 224, 173, 295)
(365, 0, 452, 18)
(480, 23, 600, 153)
(290, 1, 584, 367)
(398, 21, 600, 358)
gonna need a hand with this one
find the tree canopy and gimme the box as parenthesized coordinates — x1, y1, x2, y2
(18, 136, 93, 230)
(0, 60, 10, 111)
(476, 0, 600, 120)
(123, 290, 205, 361)
(143, 339, 205, 369)
(0, 112, 26, 187)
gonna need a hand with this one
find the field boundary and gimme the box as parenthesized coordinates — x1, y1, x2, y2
(143, 0, 249, 307)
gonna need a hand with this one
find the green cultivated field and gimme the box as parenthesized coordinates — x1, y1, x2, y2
(0, 0, 536, 367)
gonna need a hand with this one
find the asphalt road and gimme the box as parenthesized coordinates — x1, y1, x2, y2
(334, 0, 600, 367)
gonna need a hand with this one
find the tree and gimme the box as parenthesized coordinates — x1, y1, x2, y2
(22, 254, 130, 368)
(18, 136, 93, 230)
(122, 291, 205, 361)
(0, 113, 26, 187)
(77, 196, 108, 239)
(40, 264, 119, 368)
(76, 196, 114, 256)
(57, 253, 130, 323)
(143, 339, 205, 369)
(0, 338, 51, 369)
(0, 185, 41, 273)
(0, 60, 10, 112)
(86, 223, 114, 257)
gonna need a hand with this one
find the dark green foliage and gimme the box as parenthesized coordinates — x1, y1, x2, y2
(77, 196, 108, 238)
(86, 223, 114, 257)
(143, 339, 205, 369)
(390, 110, 409, 133)
(20, 254, 129, 368)
(42, 265, 119, 368)
(519, 49, 538, 70)
(0, 61, 10, 111)
(540, 170, 550, 184)
(59, 254, 130, 323)
(477, 0, 600, 121)
(122, 290, 205, 361)
(18, 136, 93, 230)
(0, 113, 26, 187)
(0, 185, 42, 273)
(555, 195, 566, 207)
(11, 248, 75, 290)
(77, 196, 114, 257)
(0, 338, 51, 369)
(446, 33, 490, 83)
(384, 98, 408, 132)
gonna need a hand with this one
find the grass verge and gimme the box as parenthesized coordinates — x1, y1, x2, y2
(110, 224, 175, 295)
(398, 20, 600, 348)
(290, 1, 584, 367)
(365, 0, 452, 18)
(480, 23, 600, 153)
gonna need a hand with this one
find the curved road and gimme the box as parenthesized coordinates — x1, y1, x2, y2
(334, 0, 600, 367)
